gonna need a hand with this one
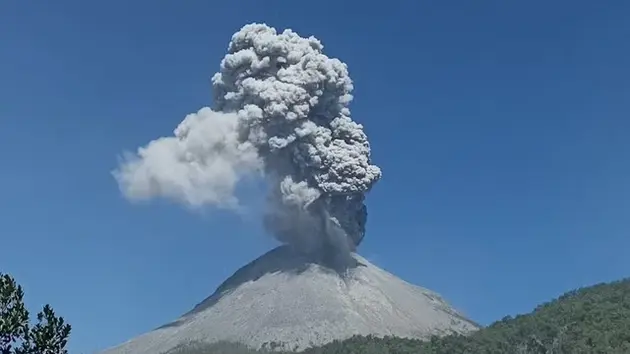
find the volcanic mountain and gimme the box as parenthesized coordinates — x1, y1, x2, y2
(100, 246, 479, 354)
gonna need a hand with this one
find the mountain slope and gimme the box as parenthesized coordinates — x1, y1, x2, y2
(299, 277, 630, 354)
(101, 246, 479, 354)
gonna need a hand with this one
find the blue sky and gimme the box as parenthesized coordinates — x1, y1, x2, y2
(1, 1, 629, 353)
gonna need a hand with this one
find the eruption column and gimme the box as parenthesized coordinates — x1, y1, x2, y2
(113, 23, 381, 262)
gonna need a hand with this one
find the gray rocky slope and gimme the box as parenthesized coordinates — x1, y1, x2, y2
(100, 246, 479, 353)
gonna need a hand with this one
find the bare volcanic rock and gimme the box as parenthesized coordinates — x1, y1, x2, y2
(101, 247, 479, 353)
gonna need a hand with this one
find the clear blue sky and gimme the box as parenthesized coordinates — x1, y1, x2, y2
(1, 1, 629, 353)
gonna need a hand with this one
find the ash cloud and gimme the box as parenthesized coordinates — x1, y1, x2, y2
(113, 23, 381, 260)
(113, 108, 262, 210)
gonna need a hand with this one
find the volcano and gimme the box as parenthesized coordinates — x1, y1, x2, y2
(100, 246, 479, 353)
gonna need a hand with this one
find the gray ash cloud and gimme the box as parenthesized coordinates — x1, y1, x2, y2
(113, 23, 381, 260)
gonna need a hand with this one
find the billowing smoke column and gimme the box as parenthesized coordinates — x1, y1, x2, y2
(114, 23, 381, 262)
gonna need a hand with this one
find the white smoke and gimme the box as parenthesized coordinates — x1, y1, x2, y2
(113, 108, 262, 209)
(113, 23, 381, 261)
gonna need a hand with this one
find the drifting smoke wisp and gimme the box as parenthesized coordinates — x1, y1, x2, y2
(113, 23, 381, 262)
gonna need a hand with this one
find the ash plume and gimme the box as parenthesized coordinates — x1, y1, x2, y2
(113, 23, 381, 261)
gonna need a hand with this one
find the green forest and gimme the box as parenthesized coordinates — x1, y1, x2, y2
(2, 273, 629, 354)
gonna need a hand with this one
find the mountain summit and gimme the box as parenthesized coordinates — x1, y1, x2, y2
(101, 246, 478, 353)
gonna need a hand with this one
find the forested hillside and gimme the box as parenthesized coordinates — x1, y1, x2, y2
(168, 278, 630, 354)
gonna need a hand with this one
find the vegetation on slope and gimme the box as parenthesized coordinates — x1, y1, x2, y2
(167, 278, 630, 354)
(302, 278, 630, 353)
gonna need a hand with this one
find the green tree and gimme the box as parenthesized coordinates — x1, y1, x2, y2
(0, 273, 71, 354)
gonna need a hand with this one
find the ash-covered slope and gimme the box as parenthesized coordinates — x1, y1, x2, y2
(101, 246, 479, 354)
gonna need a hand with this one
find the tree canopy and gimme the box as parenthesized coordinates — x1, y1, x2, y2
(0, 273, 71, 354)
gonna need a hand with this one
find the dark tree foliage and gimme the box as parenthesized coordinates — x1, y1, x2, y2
(0, 273, 71, 354)
(0, 274, 29, 354)
(168, 341, 275, 354)
(169, 278, 630, 354)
